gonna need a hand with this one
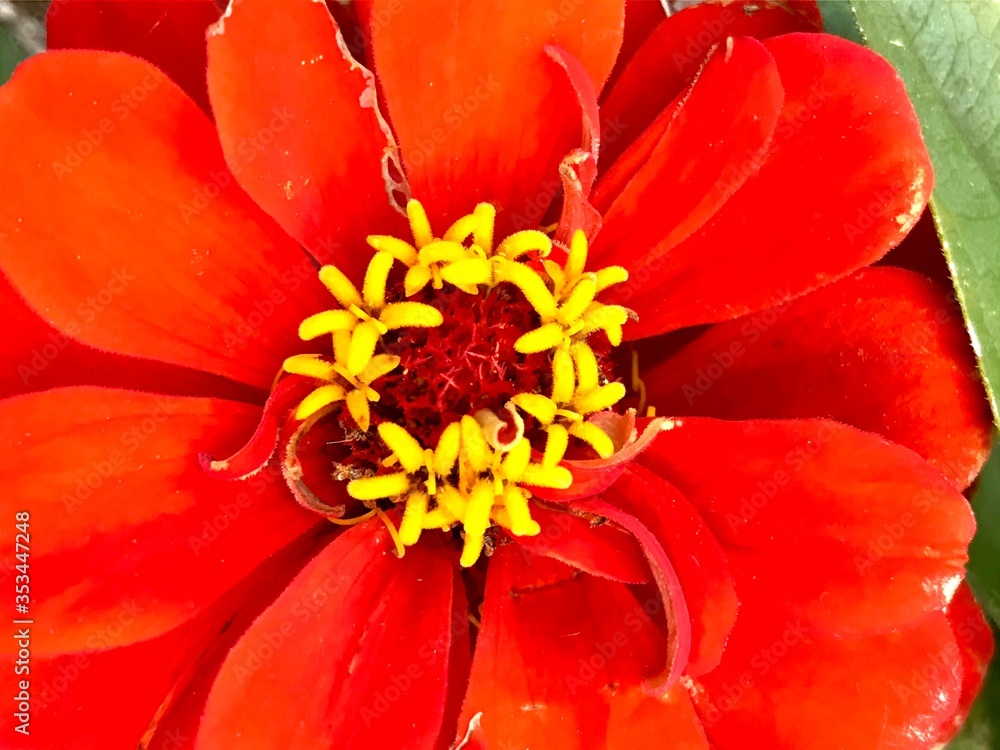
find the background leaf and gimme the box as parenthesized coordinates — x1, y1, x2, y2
(841, 0, 1000, 427)
(818, 1, 1000, 746)
(0, 24, 29, 83)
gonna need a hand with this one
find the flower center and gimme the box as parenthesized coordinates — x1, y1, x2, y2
(244, 200, 631, 566)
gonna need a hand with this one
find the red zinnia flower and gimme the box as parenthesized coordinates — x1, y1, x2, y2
(1, 1, 993, 748)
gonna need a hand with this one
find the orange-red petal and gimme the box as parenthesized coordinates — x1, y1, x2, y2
(207, 0, 406, 284)
(600, 0, 819, 168)
(0, 51, 323, 389)
(604, 33, 932, 337)
(370, 0, 624, 230)
(591, 36, 784, 279)
(641, 268, 992, 489)
(637, 418, 974, 638)
(46, 0, 222, 112)
(0, 387, 321, 655)
(603, 464, 738, 676)
(456, 548, 682, 749)
(196, 523, 458, 748)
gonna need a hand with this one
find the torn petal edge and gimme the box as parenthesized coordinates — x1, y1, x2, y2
(330, 10, 410, 216)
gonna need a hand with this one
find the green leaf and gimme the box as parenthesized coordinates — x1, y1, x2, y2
(945, 639, 1000, 749)
(967, 439, 1000, 627)
(816, 0, 862, 44)
(832, 0, 1000, 428)
(0, 26, 30, 84)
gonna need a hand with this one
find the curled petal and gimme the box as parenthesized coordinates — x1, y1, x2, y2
(530, 412, 675, 502)
(199, 377, 314, 480)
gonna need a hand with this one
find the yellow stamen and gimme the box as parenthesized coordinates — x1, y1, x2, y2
(362, 251, 395, 309)
(575, 382, 628, 415)
(512, 393, 557, 424)
(543, 424, 569, 468)
(551, 348, 576, 404)
(379, 302, 443, 330)
(404, 265, 433, 297)
(294, 383, 346, 420)
(346, 389, 372, 431)
(441, 257, 493, 289)
(573, 342, 600, 394)
(298, 310, 356, 339)
(497, 230, 552, 260)
(283, 354, 336, 381)
(515, 322, 566, 354)
(367, 235, 419, 265)
(558, 275, 598, 325)
(346, 321, 381, 376)
(348, 471, 411, 500)
(407, 199, 434, 248)
(460, 481, 495, 567)
(318, 265, 363, 309)
(595, 265, 629, 292)
(569, 421, 615, 459)
(500, 486, 540, 536)
(398, 490, 429, 545)
(520, 463, 572, 489)
(495, 259, 558, 318)
(566, 229, 588, 279)
(378, 423, 426, 473)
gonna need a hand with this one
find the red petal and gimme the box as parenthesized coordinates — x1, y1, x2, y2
(642, 267, 992, 489)
(0, 51, 324, 389)
(1, 387, 320, 654)
(2, 629, 201, 749)
(606, 33, 933, 337)
(207, 0, 406, 284)
(591, 37, 784, 277)
(600, 0, 819, 169)
(570, 497, 692, 692)
(604, 0, 668, 90)
(456, 547, 675, 749)
(197, 522, 458, 748)
(1, 533, 323, 750)
(689, 613, 962, 749)
(0, 271, 253, 402)
(606, 684, 709, 749)
(46, 0, 222, 113)
(938, 583, 994, 742)
(603, 463, 738, 676)
(514, 504, 649, 584)
(637, 417, 974, 638)
(370, 0, 624, 229)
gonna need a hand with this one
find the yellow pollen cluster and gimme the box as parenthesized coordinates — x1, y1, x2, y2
(281, 199, 634, 564)
(500, 229, 631, 354)
(347, 415, 572, 567)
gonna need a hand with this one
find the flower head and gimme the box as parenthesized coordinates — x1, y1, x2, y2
(0, 0, 994, 748)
